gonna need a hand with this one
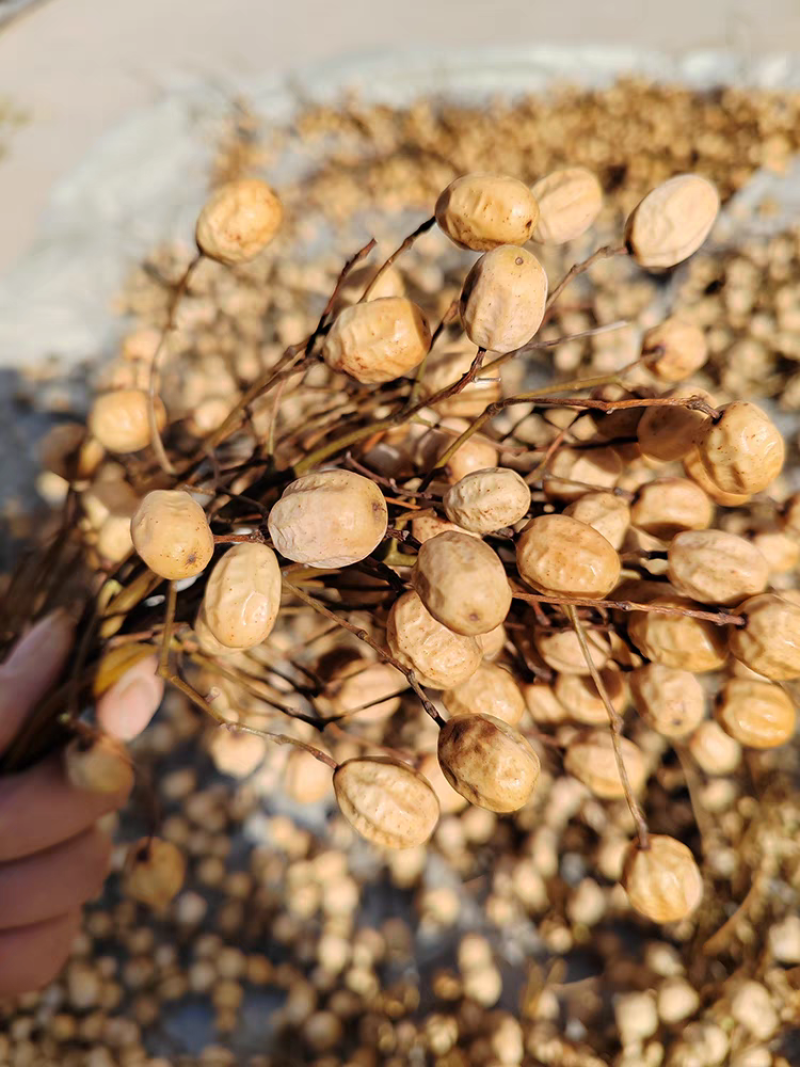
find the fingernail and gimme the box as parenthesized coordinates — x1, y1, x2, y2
(6, 611, 75, 672)
(102, 674, 163, 741)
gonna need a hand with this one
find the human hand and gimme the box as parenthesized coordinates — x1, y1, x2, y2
(0, 612, 163, 995)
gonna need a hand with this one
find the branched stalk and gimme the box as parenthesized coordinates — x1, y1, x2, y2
(514, 592, 743, 628)
(565, 604, 650, 850)
(545, 244, 628, 311)
(361, 216, 435, 301)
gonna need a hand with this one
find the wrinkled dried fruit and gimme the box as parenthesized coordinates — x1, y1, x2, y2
(131, 489, 214, 580)
(284, 747, 334, 804)
(683, 447, 751, 507)
(531, 167, 602, 244)
(516, 514, 620, 598)
(622, 835, 703, 922)
(438, 713, 540, 813)
(624, 174, 720, 270)
(629, 663, 705, 738)
(322, 297, 431, 384)
(268, 470, 388, 569)
(544, 445, 623, 503)
(667, 529, 768, 605)
(196, 178, 283, 264)
(631, 477, 713, 540)
(637, 389, 716, 463)
(461, 245, 548, 353)
(689, 719, 742, 776)
(563, 491, 630, 551)
(443, 662, 525, 725)
(694, 401, 785, 495)
(715, 678, 796, 749)
(202, 542, 281, 649)
(88, 390, 166, 454)
(64, 734, 133, 795)
(333, 757, 439, 848)
(386, 590, 481, 689)
(435, 173, 540, 251)
(628, 596, 728, 672)
(641, 318, 708, 382)
(124, 837, 186, 908)
(443, 466, 530, 534)
(729, 593, 800, 681)
(420, 342, 502, 417)
(554, 668, 628, 725)
(412, 532, 511, 636)
(535, 626, 611, 675)
(326, 659, 405, 724)
(564, 730, 647, 799)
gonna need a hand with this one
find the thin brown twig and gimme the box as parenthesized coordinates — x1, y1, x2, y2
(360, 216, 435, 301)
(565, 604, 650, 850)
(545, 244, 628, 311)
(513, 591, 743, 627)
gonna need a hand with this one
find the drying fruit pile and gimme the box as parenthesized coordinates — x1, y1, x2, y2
(2, 84, 800, 1067)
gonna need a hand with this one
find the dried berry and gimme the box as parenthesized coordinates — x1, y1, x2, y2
(460, 246, 548, 353)
(411, 531, 511, 637)
(124, 837, 186, 908)
(689, 719, 742, 775)
(64, 734, 133, 795)
(628, 596, 728, 672)
(564, 730, 647, 799)
(437, 713, 540, 813)
(196, 178, 283, 264)
(629, 663, 705, 738)
(420, 343, 501, 417)
(715, 678, 796, 749)
(386, 590, 481, 689)
(535, 626, 611, 675)
(516, 514, 620, 598)
(637, 388, 716, 463)
(530, 167, 602, 244)
(202, 542, 282, 650)
(667, 529, 768, 605)
(88, 390, 166, 454)
(563, 491, 630, 550)
(729, 593, 800, 680)
(624, 174, 720, 270)
(131, 489, 214, 580)
(694, 401, 785, 495)
(683, 447, 751, 507)
(630, 477, 713, 540)
(442, 663, 525, 725)
(435, 173, 540, 251)
(334, 757, 439, 849)
(322, 297, 431, 384)
(554, 668, 628, 725)
(443, 466, 530, 534)
(622, 835, 703, 922)
(641, 318, 708, 382)
(268, 470, 388, 569)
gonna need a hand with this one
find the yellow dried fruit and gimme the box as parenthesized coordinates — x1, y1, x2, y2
(443, 467, 530, 534)
(729, 593, 800, 681)
(694, 401, 785, 495)
(751, 529, 800, 575)
(411, 512, 478, 544)
(435, 173, 540, 251)
(683, 447, 751, 507)
(535, 626, 611, 675)
(193, 606, 237, 657)
(715, 678, 796, 749)
(631, 477, 713, 540)
(284, 748, 334, 804)
(124, 837, 186, 908)
(629, 663, 705, 738)
(637, 388, 716, 463)
(97, 514, 135, 563)
(460, 246, 548, 353)
(641, 318, 708, 382)
(628, 596, 728, 672)
(564, 730, 647, 799)
(544, 445, 623, 503)
(411, 532, 511, 637)
(327, 660, 405, 724)
(530, 167, 603, 244)
(386, 590, 481, 690)
(131, 489, 214, 580)
(624, 174, 720, 270)
(333, 757, 439, 849)
(322, 297, 431, 384)
(420, 343, 501, 418)
(554, 668, 628, 725)
(437, 713, 540, 813)
(516, 514, 620, 599)
(522, 681, 569, 724)
(88, 390, 166, 454)
(622, 835, 703, 922)
(477, 622, 506, 661)
(268, 470, 388, 569)
(40, 422, 103, 482)
(417, 753, 468, 815)
(563, 491, 630, 551)
(667, 530, 768, 605)
(64, 734, 133, 795)
(689, 719, 742, 775)
(202, 543, 281, 650)
(442, 663, 525, 725)
(195, 178, 283, 264)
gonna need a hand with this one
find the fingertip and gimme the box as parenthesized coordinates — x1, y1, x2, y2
(96, 655, 164, 741)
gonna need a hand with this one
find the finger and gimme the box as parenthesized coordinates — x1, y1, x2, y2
(96, 654, 163, 742)
(0, 753, 132, 862)
(0, 908, 81, 997)
(0, 826, 111, 929)
(0, 611, 75, 754)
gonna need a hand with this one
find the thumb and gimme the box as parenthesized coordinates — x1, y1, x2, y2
(0, 612, 76, 754)
(96, 655, 164, 742)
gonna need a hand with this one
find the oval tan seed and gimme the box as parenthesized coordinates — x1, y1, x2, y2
(412, 532, 511, 637)
(628, 596, 728, 672)
(442, 663, 525, 725)
(268, 470, 388, 569)
(202, 542, 282, 650)
(715, 678, 796, 749)
(88, 390, 166, 454)
(64, 734, 133, 796)
(683, 447, 751, 507)
(564, 730, 647, 799)
(435, 173, 540, 252)
(443, 467, 530, 535)
(638, 388, 717, 463)
(641, 318, 708, 383)
(689, 719, 742, 776)
(131, 489, 214, 581)
(124, 837, 186, 908)
(386, 590, 481, 690)
(631, 478, 713, 541)
(437, 713, 540, 813)
(531, 167, 602, 244)
(694, 401, 785, 495)
(196, 178, 283, 264)
(554, 668, 628, 725)
(516, 514, 620, 599)
(460, 246, 548, 354)
(322, 297, 431, 384)
(629, 663, 705, 738)
(622, 835, 703, 923)
(420, 342, 501, 417)
(667, 530, 768, 605)
(564, 491, 630, 551)
(535, 626, 611, 676)
(729, 594, 800, 681)
(624, 174, 720, 270)
(333, 757, 439, 849)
